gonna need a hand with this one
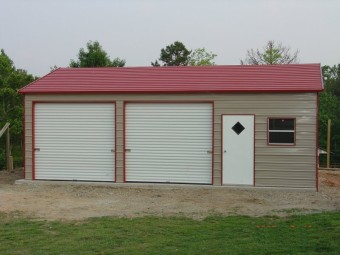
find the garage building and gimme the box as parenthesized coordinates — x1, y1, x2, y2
(19, 64, 323, 189)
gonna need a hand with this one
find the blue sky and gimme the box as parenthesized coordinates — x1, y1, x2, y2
(1, 0, 339, 76)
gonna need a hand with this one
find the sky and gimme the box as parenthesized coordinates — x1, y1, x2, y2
(1, 0, 339, 77)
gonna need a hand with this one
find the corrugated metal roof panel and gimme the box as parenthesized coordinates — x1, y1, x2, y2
(19, 64, 323, 93)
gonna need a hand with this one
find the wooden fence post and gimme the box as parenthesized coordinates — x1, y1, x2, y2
(327, 119, 331, 169)
(6, 126, 13, 172)
(6, 127, 13, 172)
(0, 123, 13, 171)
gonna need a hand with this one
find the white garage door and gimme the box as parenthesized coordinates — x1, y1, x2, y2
(125, 103, 212, 184)
(34, 103, 115, 181)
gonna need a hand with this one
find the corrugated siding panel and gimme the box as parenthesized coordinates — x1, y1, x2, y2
(214, 93, 316, 189)
(125, 103, 212, 184)
(19, 64, 323, 93)
(24, 97, 32, 179)
(34, 103, 115, 181)
(24, 93, 317, 188)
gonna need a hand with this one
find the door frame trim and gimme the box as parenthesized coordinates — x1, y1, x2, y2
(220, 114, 256, 186)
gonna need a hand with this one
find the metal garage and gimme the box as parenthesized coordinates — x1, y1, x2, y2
(125, 103, 213, 184)
(19, 64, 323, 189)
(34, 103, 115, 181)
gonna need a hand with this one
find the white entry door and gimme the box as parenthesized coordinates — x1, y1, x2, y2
(222, 115, 254, 185)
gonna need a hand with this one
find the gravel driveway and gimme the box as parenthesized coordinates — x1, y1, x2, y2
(0, 169, 339, 221)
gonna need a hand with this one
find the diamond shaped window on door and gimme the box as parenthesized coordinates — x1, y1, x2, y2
(232, 121, 245, 135)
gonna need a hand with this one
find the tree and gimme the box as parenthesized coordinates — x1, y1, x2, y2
(188, 48, 217, 66)
(0, 49, 15, 80)
(241, 40, 299, 65)
(152, 41, 191, 66)
(70, 41, 125, 67)
(319, 64, 340, 165)
(111, 57, 126, 68)
(322, 64, 340, 97)
(50, 65, 59, 72)
(0, 49, 37, 168)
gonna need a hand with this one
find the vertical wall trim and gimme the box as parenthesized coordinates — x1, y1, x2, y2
(32, 102, 35, 180)
(212, 102, 214, 185)
(114, 102, 117, 182)
(220, 114, 223, 186)
(23, 95, 26, 179)
(253, 115, 256, 187)
(316, 93, 319, 192)
(123, 102, 126, 182)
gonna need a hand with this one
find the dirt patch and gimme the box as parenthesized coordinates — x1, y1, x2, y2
(0, 169, 339, 221)
(320, 171, 340, 187)
(0, 168, 24, 185)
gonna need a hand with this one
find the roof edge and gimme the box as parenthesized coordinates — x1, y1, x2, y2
(20, 89, 323, 95)
(19, 63, 324, 94)
(18, 67, 61, 94)
(53, 63, 322, 71)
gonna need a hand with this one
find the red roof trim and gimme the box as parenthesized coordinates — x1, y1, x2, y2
(19, 67, 61, 93)
(19, 64, 324, 94)
(19, 89, 322, 94)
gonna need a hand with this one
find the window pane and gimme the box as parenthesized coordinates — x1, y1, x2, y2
(269, 119, 295, 130)
(269, 132, 294, 144)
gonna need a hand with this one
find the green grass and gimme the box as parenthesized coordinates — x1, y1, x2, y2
(0, 213, 339, 255)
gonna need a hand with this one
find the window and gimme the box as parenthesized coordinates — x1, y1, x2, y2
(268, 118, 295, 145)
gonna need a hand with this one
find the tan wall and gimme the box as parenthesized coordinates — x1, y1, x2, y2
(24, 92, 317, 188)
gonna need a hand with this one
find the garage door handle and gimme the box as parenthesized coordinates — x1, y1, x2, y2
(111, 149, 115, 152)
(224, 150, 227, 153)
(125, 149, 131, 152)
(34, 148, 40, 151)
(207, 150, 212, 154)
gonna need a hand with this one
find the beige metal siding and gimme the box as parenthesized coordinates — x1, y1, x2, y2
(24, 93, 317, 188)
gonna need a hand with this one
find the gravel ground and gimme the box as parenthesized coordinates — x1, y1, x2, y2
(0, 169, 339, 220)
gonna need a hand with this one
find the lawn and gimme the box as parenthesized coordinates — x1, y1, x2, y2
(0, 212, 339, 255)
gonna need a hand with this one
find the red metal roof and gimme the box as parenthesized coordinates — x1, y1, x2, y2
(19, 64, 323, 94)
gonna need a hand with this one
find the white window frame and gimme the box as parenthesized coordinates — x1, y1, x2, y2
(268, 118, 296, 146)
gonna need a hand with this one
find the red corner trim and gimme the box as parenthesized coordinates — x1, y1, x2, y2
(316, 93, 319, 192)
(114, 102, 117, 182)
(23, 95, 26, 179)
(123, 102, 126, 182)
(32, 102, 35, 180)
(212, 103, 215, 185)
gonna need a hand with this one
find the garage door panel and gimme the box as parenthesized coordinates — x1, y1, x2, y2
(35, 103, 115, 182)
(126, 103, 212, 184)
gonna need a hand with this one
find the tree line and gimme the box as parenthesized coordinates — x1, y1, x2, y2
(0, 41, 339, 169)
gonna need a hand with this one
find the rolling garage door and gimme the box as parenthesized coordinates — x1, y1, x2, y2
(34, 103, 115, 181)
(125, 103, 212, 184)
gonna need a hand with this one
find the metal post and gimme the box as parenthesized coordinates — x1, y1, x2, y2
(327, 119, 331, 169)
